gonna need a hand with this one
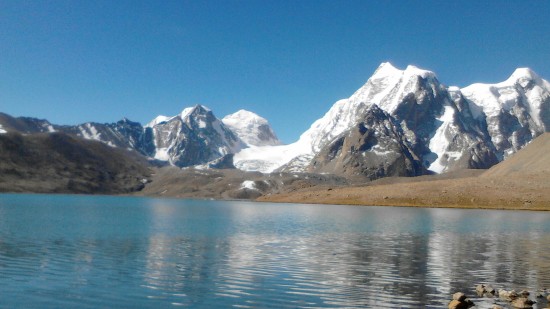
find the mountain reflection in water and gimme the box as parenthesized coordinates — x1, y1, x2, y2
(1, 194, 550, 308)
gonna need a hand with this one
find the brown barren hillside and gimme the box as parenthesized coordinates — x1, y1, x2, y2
(259, 134, 550, 210)
(481, 133, 550, 177)
(0, 132, 151, 194)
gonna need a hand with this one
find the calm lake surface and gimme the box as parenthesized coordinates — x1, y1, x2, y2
(1, 194, 550, 308)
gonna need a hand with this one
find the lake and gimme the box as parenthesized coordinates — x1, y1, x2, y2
(1, 194, 549, 308)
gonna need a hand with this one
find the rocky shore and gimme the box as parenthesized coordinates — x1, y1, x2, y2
(449, 284, 550, 309)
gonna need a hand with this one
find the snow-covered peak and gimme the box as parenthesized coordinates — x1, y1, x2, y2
(461, 68, 550, 118)
(222, 110, 281, 147)
(344, 63, 441, 116)
(180, 104, 211, 119)
(371, 62, 436, 81)
(372, 62, 401, 78)
(223, 110, 269, 126)
(507, 67, 539, 83)
(404, 64, 436, 80)
(146, 115, 172, 128)
(502, 67, 550, 90)
(146, 105, 213, 128)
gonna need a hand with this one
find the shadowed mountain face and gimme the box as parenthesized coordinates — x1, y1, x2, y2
(308, 105, 426, 180)
(0, 132, 151, 194)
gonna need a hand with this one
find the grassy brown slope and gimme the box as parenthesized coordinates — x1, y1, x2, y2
(0, 132, 151, 194)
(259, 134, 550, 210)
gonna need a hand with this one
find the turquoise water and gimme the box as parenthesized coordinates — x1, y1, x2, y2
(1, 194, 550, 308)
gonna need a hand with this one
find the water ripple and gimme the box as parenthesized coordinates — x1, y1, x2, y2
(1, 195, 550, 308)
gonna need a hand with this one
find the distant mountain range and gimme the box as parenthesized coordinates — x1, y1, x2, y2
(1, 63, 549, 182)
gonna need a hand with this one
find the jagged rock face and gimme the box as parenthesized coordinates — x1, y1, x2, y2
(148, 105, 244, 167)
(275, 63, 501, 177)
(57, 119, 155, 156)
(358, 65, 498, 173)
(308, 105, 425, 179)
(222, 110, 281, 146)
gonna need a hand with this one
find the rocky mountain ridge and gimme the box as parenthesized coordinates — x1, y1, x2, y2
(0, 106, 281, 168)
(235, 63, 548, 179)
(1, 63, 548, 182)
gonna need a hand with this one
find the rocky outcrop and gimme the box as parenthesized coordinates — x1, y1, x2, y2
(510, 297, 536, 309)
(448, 292, 474, 309)
(308, 105, 425, 180)
(475, 284, 495, 296)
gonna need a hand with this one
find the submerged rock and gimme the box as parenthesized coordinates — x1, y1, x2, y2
(510, 297, 536, 308)
(453, 292, 467, 302)
(448, 300, 466, 309)
(449, 292, 474, 309)
(476, 284, 496, 296)
(499, 289, 519, 301)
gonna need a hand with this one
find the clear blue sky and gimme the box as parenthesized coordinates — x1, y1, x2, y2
(1, 0, 549, 143)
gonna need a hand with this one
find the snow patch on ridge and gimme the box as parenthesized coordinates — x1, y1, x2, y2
(0, 124, 6, 134)
(240, 180, 257, 191)
(369, 144, 394, 156)
(79, 123, 102, 141)
(427, 105, 462, 173)
(154, 147, 170, 162)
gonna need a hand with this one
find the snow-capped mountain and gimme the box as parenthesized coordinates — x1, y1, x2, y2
(222, 110, 281, 147)
(58, 118, 155, 154)
(461, 68, 550, 160)
(0, 106, 278, 169)
(234, 62, 548, 178)
(145, 105, 245, 167)
(2, 63, 548, 180)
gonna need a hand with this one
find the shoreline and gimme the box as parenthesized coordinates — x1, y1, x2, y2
(257, 197, 550, 211)
(257, 173, 550, 211)
(1, 188, 548, 211)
